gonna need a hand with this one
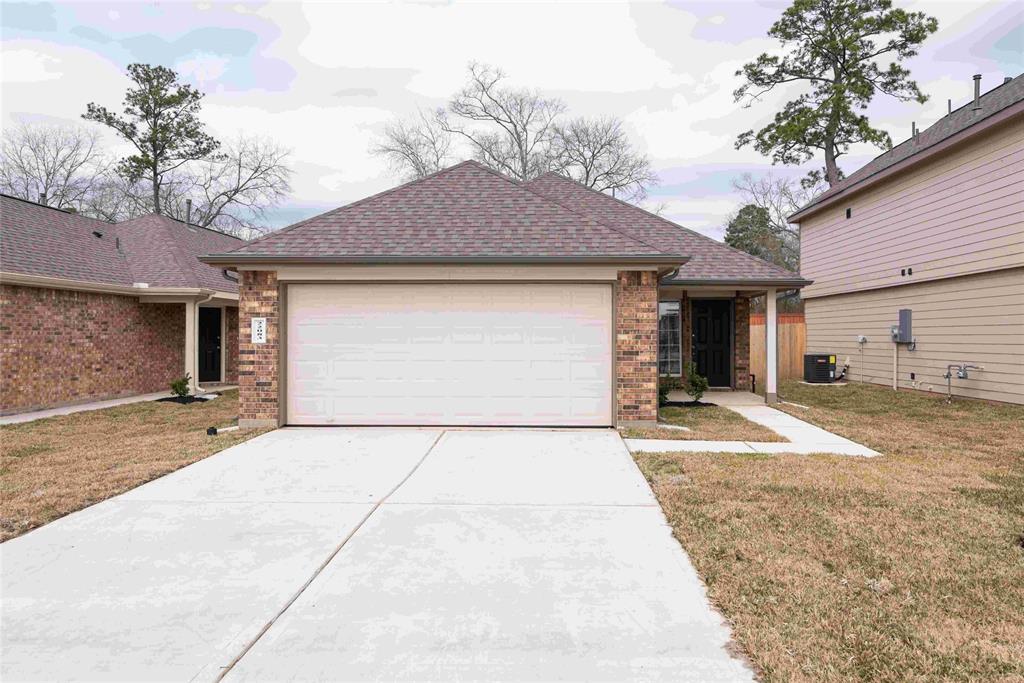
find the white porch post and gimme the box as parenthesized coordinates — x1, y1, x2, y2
(184, 299, 198, 394)
(766, 287, 778, 404)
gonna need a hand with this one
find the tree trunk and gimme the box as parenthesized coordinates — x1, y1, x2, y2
(824, 141, 840, 186)
(152, 170, 160, 215)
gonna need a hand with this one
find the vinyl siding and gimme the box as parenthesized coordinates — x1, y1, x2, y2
(799, 116, 1024, 299)
(804, 268, 1024, 404)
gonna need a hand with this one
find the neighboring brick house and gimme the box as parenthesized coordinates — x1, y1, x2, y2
(202, 161, 807, 429)
(0, 195, 243, 415)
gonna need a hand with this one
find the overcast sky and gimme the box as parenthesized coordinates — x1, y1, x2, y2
(2, 0, 1022, 239)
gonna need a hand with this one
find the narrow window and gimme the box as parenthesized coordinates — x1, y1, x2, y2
(846, 208, 852, 219)
(658, 301, 682, 376)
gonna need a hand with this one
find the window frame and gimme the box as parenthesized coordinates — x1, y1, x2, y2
(657, 300, 683, 377)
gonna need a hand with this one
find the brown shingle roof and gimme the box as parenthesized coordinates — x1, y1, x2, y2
(115, 214, 242, 291)
(0, 194, 241, 293)
(217, 161, 677, 260)
(525, 173, 808, 286)
(791, 74, 1024, 221)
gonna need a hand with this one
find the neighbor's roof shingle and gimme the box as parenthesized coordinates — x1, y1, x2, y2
(526, 173, 808, 285)
(0, 194, 241, 292)
(115, 214, 242, 291)
(792, 74, 1024, 220)
(219, 161, 675, 259)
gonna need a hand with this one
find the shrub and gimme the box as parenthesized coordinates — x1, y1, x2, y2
(170, 374, 192, 398)
(658, 375, 683, 406)
(683, 362, 709, 403)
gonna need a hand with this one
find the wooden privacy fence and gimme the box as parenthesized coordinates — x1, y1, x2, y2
(749, 313, 806, 385)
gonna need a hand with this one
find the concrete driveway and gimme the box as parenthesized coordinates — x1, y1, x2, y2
(1, 428, 753, 682)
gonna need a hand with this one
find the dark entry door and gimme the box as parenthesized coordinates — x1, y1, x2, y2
(198, 307, 222, 383)
(691, 300, 731, 387)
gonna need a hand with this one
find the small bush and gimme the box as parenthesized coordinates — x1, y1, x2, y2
(658, 375, 684, 406)
(683, 362, 709, 403)
(170, 374, 192, 398)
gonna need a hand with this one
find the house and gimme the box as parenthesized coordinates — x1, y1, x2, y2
(201, 161, 808, 428)
(0, 194, 243, 414)
(790, 75, 1024, 405)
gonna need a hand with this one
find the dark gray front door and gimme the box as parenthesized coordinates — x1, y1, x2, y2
(198, 307, 222, 383)
(691, 300, 731, 387)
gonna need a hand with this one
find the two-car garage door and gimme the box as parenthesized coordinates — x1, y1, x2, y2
(286, 283, 613, 426)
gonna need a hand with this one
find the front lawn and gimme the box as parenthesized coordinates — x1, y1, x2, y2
(621, 404, 785, 442)
(0, 390, 267, 542)
(635, 380, 1024, 681)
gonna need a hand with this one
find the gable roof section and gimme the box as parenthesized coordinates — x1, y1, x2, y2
(0, 194, 241, 293)
(115, 214, 242, 290)
(210, 161, 679, 262)
(525, 173, 808, 286)
(791, 74, 1024, 222)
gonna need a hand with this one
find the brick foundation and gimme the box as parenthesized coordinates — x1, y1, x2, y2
(733, 296, 750, 390)
(616, 271, 659, 425)
(238, 271, 279, 427)
(0, 285, 185, 414)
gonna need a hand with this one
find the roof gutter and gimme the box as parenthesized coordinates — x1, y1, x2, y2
(663, 277, 813, 288)
(199, 253, 690, 267)
(788, 99, 1024, 223)
(0, 272, 236, 300)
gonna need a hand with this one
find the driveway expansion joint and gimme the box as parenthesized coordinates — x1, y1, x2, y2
(214, 429, 448, 681)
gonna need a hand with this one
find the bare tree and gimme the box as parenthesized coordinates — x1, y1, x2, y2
(372, 63, 659, 202)
(726, 172, 825, 270)
(371, 110, 452, 181)
(551, 117, 657, 202)
(0, 122, 111, 208)
(440, 63, 565, 180)
(162, 136, 292, 238)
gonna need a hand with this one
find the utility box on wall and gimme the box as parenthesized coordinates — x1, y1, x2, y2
(892, 309, 913, 343)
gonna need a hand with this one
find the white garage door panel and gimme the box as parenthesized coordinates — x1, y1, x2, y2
(286, 284, 613, 426)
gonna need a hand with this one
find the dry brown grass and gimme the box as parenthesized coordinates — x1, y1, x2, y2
(1, 391, 267, 541)
(635, 380, 1024, 682)
(621, 404, 785, 442)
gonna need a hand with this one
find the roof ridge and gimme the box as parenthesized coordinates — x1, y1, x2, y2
(116, 215, 202, 287)
(529, 173, 798, 276)
(221, 160, 483, 255)
(0, 193, 114, 226)
(512, 174, 672, 256)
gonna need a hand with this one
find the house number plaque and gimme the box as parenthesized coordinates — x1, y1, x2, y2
(251, 317, 267, 344)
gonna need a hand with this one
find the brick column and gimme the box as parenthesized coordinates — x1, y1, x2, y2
(734, 296, 750, 390)
(616, 270, 659, 425)
(239, 271, 279, 428)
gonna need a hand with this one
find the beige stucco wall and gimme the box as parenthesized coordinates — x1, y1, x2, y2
(804, 268, 1024, 404)
(799, 116, 1024, 299)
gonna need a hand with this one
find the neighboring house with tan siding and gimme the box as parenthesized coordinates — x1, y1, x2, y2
(790, 74, 1024, 404)
(0, 195, 243, 415)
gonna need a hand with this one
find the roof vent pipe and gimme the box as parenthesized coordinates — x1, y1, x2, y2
(972, 74, 982, 110)
(911, 121, 917, 139)
(186, 198, 192, 225)
(39, 192, 47, 206)
(1004, 76, 1012, 84)
(947, 99, 952, 115)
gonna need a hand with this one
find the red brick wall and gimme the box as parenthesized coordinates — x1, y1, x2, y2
(616, 271, 659, 424)
(0, 285, 184, 414)
(224, 306, 239, 384)
(238, 271, 279, 426)
(733, 296, 750, 390)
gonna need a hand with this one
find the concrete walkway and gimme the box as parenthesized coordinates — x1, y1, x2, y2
(0, 386, 238, 425)
(1, 428, 754, 682)
(627, 404, 879, 457)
